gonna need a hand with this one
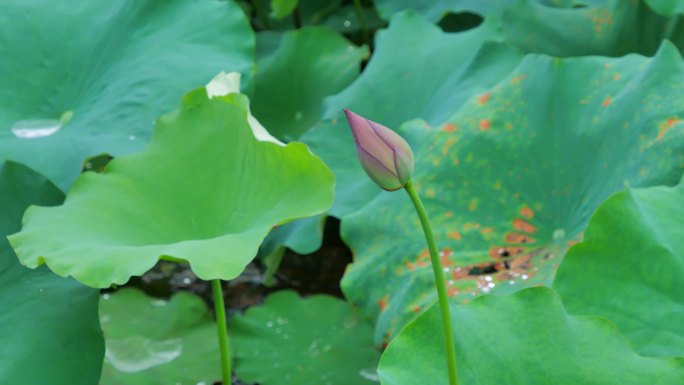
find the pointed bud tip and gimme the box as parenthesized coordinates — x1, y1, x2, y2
(342, 109, 414, 191)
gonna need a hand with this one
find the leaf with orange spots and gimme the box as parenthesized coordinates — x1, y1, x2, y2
(333, 42, 684, 344)
(302, 12, 524, 219)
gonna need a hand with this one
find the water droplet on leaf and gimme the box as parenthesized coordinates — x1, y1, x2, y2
(11, 119, 62, 139)
(553, 228, 566, 241)
(105, 337, 182, 373)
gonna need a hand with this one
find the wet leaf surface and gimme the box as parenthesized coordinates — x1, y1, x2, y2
(230, 290, 380, 385)
(99, 288, 220, 385)
(0, 0, 254, 190)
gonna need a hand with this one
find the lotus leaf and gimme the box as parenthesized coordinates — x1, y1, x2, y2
(9, 89, 334, 288)
(555, 177, 684, 357)
(0, 162, 103, 384)
(0, 0, 254, 189)
(230, 290, 380, 385)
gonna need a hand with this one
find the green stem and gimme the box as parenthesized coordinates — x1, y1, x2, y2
(664, 15, 680, 42)
(263, 246, 286, 287)
(404, 181, 458, 385)
(212, 279, 232, 384)
(293, 5, 302, 29)
(353, 0, 369, 45)
(251, 0, 271, 29)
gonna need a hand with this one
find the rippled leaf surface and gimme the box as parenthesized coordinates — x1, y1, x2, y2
(338, 42, 684, 343)
(0, 0, 254, 189)
(9, 89, 334, 288)
(230, 290, 380, 385)
(379, 288, 684, 385)
(0, 162, 103, 384)
(100, 288, 219, 385)
(555, 177, 684, 357)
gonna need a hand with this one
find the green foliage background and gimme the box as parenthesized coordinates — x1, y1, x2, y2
(1, 0, 683, 384)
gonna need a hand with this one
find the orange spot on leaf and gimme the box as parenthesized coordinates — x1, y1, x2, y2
(442, 123, 457, 132)
(513, 218, 537, 234)
(602, 97, 612, 107)
(440, 248, 453, 266)
(511, 74, 527, 84)
(405, 249, 430, 272)
(477, 93, 492, 106)
(378, 295, 389, 311)
(489, 246, 525, 259)
(463, 222, 481, 231)
(479, 119, 491, 131)
(520, 206, 534, 219)
(451, 267, 468, 280)
(448, 230, 462, 240)
(505, 232, 535, 244)
(658, 117, 680, 140)
(442, 136, 457, 155)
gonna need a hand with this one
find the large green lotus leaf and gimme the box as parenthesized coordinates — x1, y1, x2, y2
(9, 89, 335, 288)
(302, 12, 523, 218)
(379, 288, 684, 385)
(374, 0, 683, 57)
(100, 288, 220, 385)
(0, 161, 103, 384)
(251, 27, 367, 141)
(230, 290, 380, 385)
(341, 43, 684, 344)
(554, 178, 684, 357)
(0, 0, 254, 190)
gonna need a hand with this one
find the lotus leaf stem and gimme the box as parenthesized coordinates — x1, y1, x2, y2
(665, 15, 680, 41)
(353, 0, 369, 45)
(212, 279, 232, 384)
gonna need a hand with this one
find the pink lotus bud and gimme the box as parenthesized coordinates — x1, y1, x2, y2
(343, 109, 414, 191)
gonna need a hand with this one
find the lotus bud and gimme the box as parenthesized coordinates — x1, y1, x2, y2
(343, 109, 414, 191)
